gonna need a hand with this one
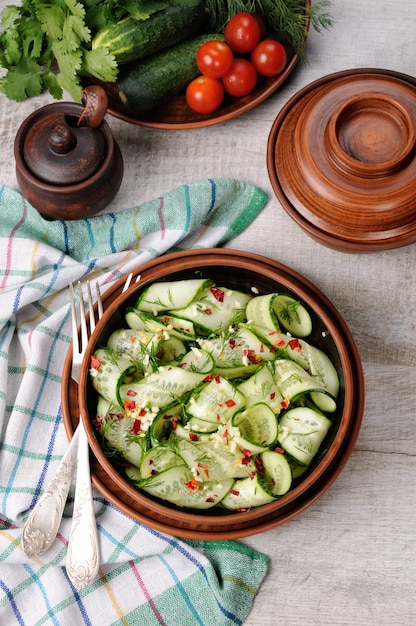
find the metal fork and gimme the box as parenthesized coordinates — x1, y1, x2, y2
(21, 281, 103, 562)
(21, 274, 139, 574)
(65, 280, 102, 589)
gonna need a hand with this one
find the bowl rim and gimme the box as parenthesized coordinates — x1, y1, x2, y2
(63, 249, 364, 538)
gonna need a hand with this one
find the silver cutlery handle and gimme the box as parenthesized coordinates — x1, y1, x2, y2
(66, 419, 99, 590)
(22, 427, 80, 557)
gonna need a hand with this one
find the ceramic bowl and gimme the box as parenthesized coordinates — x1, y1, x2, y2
(62, 249, 364, 539)
(267, 68, 416, 251)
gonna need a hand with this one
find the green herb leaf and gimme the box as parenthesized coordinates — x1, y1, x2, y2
(0, 58, 44, 101)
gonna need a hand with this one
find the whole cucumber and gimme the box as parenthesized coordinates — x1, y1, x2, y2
(118, 34, 225, 115)
(92, 0, 206, 65)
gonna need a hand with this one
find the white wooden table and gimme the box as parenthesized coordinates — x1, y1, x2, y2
(1, 1, 415, 624)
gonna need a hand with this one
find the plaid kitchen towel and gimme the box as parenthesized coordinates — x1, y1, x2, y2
(0, 180, 269, 626)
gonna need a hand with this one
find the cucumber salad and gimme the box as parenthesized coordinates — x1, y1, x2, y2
(89, 277, 340, 511)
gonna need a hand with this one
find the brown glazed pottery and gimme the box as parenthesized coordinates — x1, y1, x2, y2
(82, 2, 311, 130)
(14, 86, 123, 220)
(61, 249, 364, 539)
(267, 69, 416, 252)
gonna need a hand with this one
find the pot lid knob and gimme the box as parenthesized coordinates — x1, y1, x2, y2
(22, 86, 109, 185)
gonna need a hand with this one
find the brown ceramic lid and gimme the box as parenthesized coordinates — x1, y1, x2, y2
(267, 69, 416, 252)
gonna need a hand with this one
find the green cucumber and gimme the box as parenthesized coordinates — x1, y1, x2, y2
(278, 406, 332, 466)
(119, 365, 206, 410)
(186, 375, 246, 425)
(179, 348, 215, 374)
(274, 358, 337, 412)
(260, 450, 292, 496)
(221, 474, 275, 510)
(232, 402, 278, 453)
(92, 0, 206, 65)
(118, 33, 225, 115)
(125, 308, 196, 341)
(90, 348, 137, 406)
(136, 278, 213, 314)
(238, 363, 284, 410)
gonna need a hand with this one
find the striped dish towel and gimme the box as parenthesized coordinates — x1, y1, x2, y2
(0, 180, 269, 626)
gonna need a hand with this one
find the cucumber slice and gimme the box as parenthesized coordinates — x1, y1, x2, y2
(232, 402, 278, 452)
(198, 326, 276, 370)
(221, 474, 275, 509)
(260, 450, 292, 496)
(90, 347, 137, 406)
(119, 365, 206, 410)
(135, 278, 213, 314)
(278, 406, 332, 466)
(170, 286, 251, 333)
(245, 293, 281, 331)
(140, 445, 185, 479)
(273, 294, 312, 337)
(238, 363, 284, 411)
(107, 328, 162, 375)
(285, 339, 340, 399)
(186, 375, 246, 425)
(179, 347, 215, 374)
(96, 396, 147, 468)
(274, 358, 337, 411)
(176, 438, 253, 481)
(125, 308, 196, 341)
(137, 465, 234, 509)
(158, 337, 187, 364)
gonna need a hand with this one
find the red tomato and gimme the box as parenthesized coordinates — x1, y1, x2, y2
(186, 76, 224, 114)
(224, 12, 262, 54)
(196, 40, 234, 79)
(221, 58, 258, 97)
(250, 39, 287, 77)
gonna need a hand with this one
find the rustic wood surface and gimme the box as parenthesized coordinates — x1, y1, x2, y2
(1, 0, 415, 624)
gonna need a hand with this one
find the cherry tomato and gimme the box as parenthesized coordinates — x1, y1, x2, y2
(221, 58, 258, 97)
(224, 12, 262, 54)
(250, 39, 287, 77)
(186, 76, 224, 114)
(196, 40, 234, 79)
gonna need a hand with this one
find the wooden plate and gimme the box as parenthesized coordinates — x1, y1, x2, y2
(84, 3, 311, 130)
(61, 250, 364, 539)
(267, 68, 416, 252)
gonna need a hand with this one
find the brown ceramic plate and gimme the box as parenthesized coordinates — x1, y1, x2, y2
(267, 68, 416, 252)
(83, 3, 311, 130)
(61, 250, 364, 539)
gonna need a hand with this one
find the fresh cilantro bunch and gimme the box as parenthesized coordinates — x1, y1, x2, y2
(0, 0, 167, 102)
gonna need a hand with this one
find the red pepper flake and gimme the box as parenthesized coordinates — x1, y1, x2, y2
(185, 478, 198, 491)
(124, 399, 136, 411)
(289, 338, 302, 352)
(225, 399, 236, 408)
(210, 287, 225, 302)
(197, 462, 210, 478)
(129, 336, 136, 343)
(189, 433, 199, 441)
(117, 413, 124, 420)
(139, 408, 147, 417)
(274, 446, 285, 454)
(241, 456, 251, 466)
(126, 389, 137, 397)
(151, 469, 158, 475)
(229, 488, 240, 496)
(270, 392, 276, 400)
(275, 337, 286, 347)
(229, 338, 236, 349)
(215, 375, 221, 384)
(172, 420, 178, 431)
(205, 496, 216, 503)
(281, 397, 290, 409)
(259, 343, 264, 353)
(204, 308, 213, 315)
(242, 449, 252, 457)
(130, 419, 141, 434)
(255, 456, 264, 471)
(204, 373, 214, 382)
(90, 355, 101, 370)
(179, 362, 187, 368)
(249, 471, 257, 479)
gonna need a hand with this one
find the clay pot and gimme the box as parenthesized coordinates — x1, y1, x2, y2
(14, 86, 123, 220)
(61, 249, 364, 540)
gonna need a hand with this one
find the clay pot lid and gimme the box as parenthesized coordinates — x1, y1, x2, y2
(267, 68, 416, 252)
(20, 86, 108, 186)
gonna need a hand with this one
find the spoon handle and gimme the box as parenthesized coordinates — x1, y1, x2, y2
(22, 426, 80, 557)
(66, 419, 99, 590)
